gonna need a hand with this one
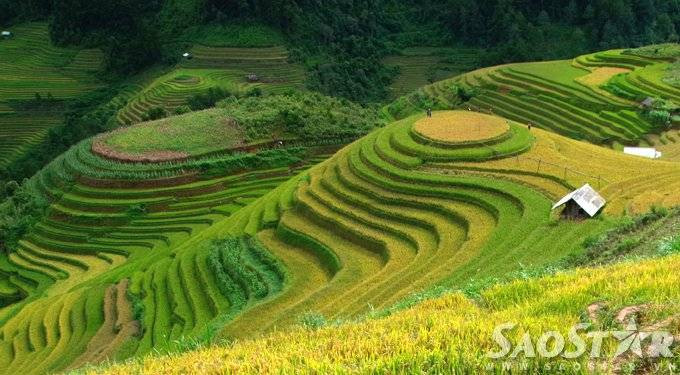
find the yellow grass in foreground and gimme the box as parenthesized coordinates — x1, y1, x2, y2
(413, 110, 509, 143)
(89, 254, 680, 374)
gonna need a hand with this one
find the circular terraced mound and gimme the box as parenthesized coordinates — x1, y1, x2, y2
(413, 110, 509, 143)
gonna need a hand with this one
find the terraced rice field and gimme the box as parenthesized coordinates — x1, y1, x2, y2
(96, 109, 245, 162)
(460, 61, 658, 145)
(92, 252, 680, 374)
(116, 46, 305, 125)
(203, 111, 680, 339)
(3, 106, 680, 373)
(0, 126, 337, 373)
(647, 128, 680, 161)
(384, 47, 480, 99)
(574, 49, 680, 104)
(452, 126, 680, 215)
(387, 48, 680, 148)
(4, 40, 680, 372)
(0, 23, 103, 166)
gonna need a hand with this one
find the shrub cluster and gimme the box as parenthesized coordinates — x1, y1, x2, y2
(141, 107, 168, 122)
(187, 87, 234, 111)
(216, 91, 384, 141)
(0, 86, 122, 190)
(0, 180, 49, 254)
(566, 206, 673, 267)
(207, 238, 272, 308)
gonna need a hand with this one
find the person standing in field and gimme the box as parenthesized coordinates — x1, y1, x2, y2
(426, 108, 432, 118)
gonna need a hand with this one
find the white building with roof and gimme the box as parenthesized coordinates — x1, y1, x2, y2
(552, 184, 606, 218)
(623, 147, 662, 159)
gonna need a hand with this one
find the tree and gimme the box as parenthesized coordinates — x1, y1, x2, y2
(583, 3, 595, 22)
(635, 0, 657, 26)
(600, 20, 625, 49)
(537, 10, 550, 26)
(141, 106, 167, 121)
(656, 13, 678, 41)
(642, 26, 659, 45)
(564, 0, 578, 24)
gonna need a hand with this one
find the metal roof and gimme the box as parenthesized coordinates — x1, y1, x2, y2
(552, 184, 606, 217)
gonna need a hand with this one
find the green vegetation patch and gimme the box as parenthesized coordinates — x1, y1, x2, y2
(663, 61, 680, 87)
(0, 22, 104, 168)
(101, 91, 383, 162)
(383, 47, 481, 99)
(511, 60, 590, 86)
(215, 92, 385, 141)
(624, 43, 680, 59)
(564, 207, 680, 267)
(179, 23, 285, 47)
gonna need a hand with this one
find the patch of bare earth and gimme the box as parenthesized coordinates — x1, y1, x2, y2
(586, 302, 679, 374)
(92, 136, 190, 162)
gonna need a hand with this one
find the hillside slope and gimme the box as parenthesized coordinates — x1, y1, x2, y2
(0, 100, 375, 373)
(88, 250, 680, 374)
(115, 45, 305, 125)
(4, 108, 680, 373)
(3, 48, 680, 374)
(0, 23, 103, 167)
(199, 110, 680, 341)
(383, 47, 480, 99)
(386, 48, 680, 148)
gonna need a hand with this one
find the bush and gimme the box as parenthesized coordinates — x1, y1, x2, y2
(246, 87, 263, 97)
(141, 106, 167, 121)
(0, 180, 50, 254)
(208, 238, 269, 304)
(174, 105, 191, 115)
(125, 204, 147, 218)
(582, 234, 603, 249)
(456, 85, 478, 102)
(215, 91, 384, 141)
(187, 87, 233, 110)
(657, 235, 680, 256)
(299, 311, 327, 330)
(644, 109, 671, 126)
(126, 287, 145, 324)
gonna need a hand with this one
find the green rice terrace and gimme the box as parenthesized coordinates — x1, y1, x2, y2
(3, 100, 680, 373)
(115, 45, 306, 125)
(383, 47, 481, 99)
(387, 46, 680, 151)
(0, 23, 103, 167)
(2, 43, 680, 374)
(0, 126, 333, 374)
(0, 21, 310, 170)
